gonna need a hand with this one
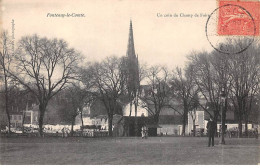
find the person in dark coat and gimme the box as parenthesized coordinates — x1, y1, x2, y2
(207, 117, 215, 147)
(255, 128, 258, 139)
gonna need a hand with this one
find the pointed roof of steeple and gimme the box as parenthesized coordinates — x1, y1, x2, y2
(126, 20, 136, 58)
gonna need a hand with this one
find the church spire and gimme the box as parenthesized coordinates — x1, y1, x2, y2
(127, 20, 136, 58)
(125, 20, 140, 96)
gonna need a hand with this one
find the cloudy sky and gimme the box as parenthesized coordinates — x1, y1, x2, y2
(2, 0, 217, 68)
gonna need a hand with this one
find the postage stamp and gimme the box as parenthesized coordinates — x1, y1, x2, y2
(206, 0, 260, 54)
(218, 0, 260, 36)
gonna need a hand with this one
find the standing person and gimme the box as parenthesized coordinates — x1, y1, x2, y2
(207, 117, 215, 147)
(62, 127, 65, 138)
(5, 126, 8, 133)
(141, 126, 145, 139)
(255, 128, 258, 139)
(144, 126, 148, 139)
(65, 129, 68, 138)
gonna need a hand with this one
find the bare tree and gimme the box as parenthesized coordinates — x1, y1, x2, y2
(188, 93, 200, 137)
(141, 66, 170, 125)
(0, 31, 12, 133)
(58, 83, 90, 136)
(10, 35, 80, 136)
(188, 51, 224, 136)
(90, 56, 126, 136)
(188, 40, 259, 139)
(169, 66, 199, 136)
(228, 40, 260, 137)
(78, 66, 96, 131)
(209, 47, 235, 143)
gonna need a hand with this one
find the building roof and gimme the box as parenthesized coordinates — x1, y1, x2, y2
(94, 115, 108, 119)
(160, 106, 181, 115)
(204, 110, 235, 121)
(93, 114, 123, 125)
(147, 124, 162, 128)
(158, 115, 183, 125)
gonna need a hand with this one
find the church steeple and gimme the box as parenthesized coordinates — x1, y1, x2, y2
(126, 20, 136, 59)
(125, 20, 140, 96)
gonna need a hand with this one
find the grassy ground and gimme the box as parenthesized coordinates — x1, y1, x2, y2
(0, 136, 259, 165)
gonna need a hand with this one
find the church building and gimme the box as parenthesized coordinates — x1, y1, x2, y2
(113, 20, 149, 136)
(87, 20, 150, 137)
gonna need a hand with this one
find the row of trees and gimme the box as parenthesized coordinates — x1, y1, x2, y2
(185, 40, 260, 137)
(81, 40, 259, 137)
(1, 32, 259, 137)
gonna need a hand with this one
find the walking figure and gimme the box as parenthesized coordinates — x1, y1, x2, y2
(207, 117, 215, 147)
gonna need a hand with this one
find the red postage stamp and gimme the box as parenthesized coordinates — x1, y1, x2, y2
(218, 0, 260, 36)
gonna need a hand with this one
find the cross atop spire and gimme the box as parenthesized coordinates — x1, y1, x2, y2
(127, 20, 136, 58)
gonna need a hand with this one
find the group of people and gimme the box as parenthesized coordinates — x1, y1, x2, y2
(61, 127, 69, 138)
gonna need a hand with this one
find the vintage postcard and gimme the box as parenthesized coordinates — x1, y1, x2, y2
(0, 0, 259, 165)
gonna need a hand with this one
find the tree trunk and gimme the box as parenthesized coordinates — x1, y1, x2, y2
(154, 113, 159, 125)
(129, 101, 132, 116)
(80, 110, 84, 134)
(237, 98, 243, 138)
(108, 115, 113, 136)
(238, 118, 242, 138)
(181, 118, 186, 136)
(244, 116, 248, 137)
(38, 103, 46, 137)
(193, 119, 196, 137)
(134, 100, 138, 136)
(4, 71, 11, 134)
(182, 101, 188, 136)
(123, 100, 132, 137)
(70, 118, 75, 136)
(213, 110, 218, 137)
(220, 99, 227, 144)
(243, 96, 249, 137)
(22, 112, 26, 134)
(242, 98, 247, 137)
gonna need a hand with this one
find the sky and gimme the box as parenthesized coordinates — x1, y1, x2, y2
(1, 0, 218, 68)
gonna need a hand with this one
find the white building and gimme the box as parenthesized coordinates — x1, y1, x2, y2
(188, 110, 205, 135)
(187, 110, 254, 135)
(122, 98, 149, 117)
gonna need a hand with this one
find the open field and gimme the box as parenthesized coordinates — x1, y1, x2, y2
(0, 136, 259, 165)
